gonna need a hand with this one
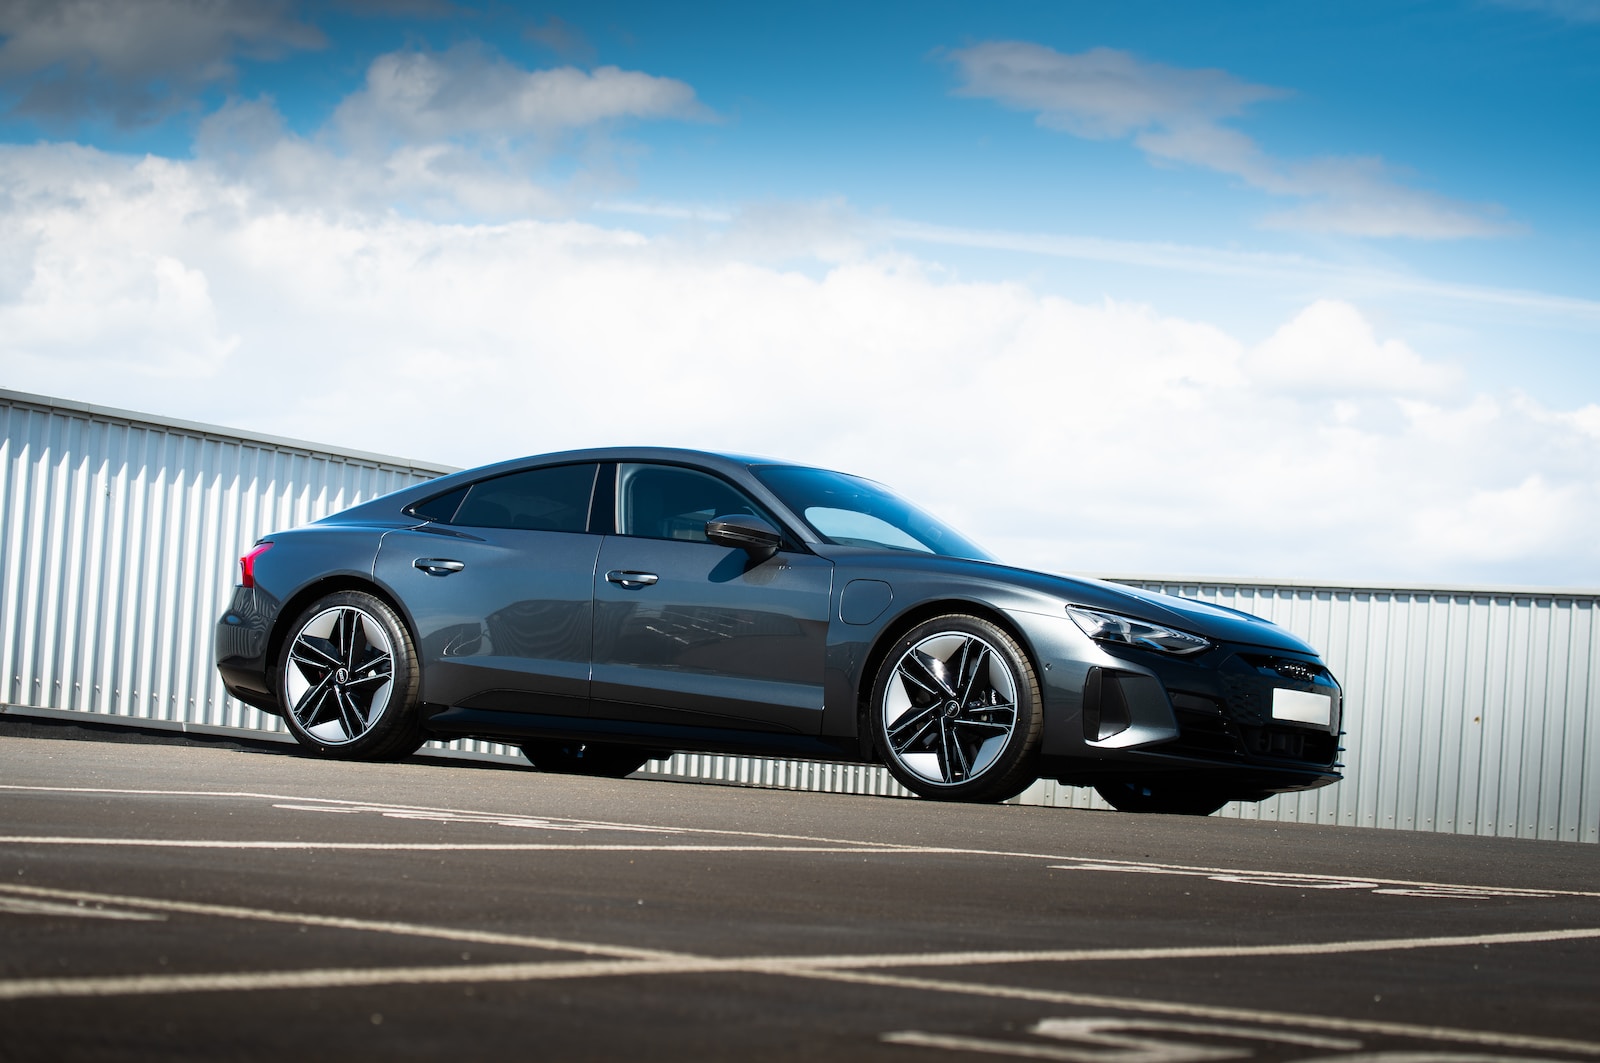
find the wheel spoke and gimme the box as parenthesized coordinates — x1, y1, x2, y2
(900, 650, 955, 699)
(342, 611, 367, 672)
(335, 686, 368, 740)
(887, 705, 939, 753)
(953, 717, 1011, 737)
(342, 662, 393, 690)
(932, 718, 966, 782)
(956, 641, 989, 705)
(291, 672, 338, 729)
(290, 636, 342, 672)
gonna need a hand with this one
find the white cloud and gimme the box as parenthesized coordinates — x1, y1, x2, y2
(1247, 300, 1459, 397)
(0, 0, 323, 126)
(949, 43, 1283, 139)
(948, 40, 1515, 240)
(1, 144, 1596, 586)
(183, 45, 713, 222)
(331, 46, 711, 147)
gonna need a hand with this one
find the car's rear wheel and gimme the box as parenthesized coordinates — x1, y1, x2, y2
(521, 741, 659, 778)
(1094, 780, 1230, 816)
(278, 590, 423, 761)
(870, 615, 1042, 803)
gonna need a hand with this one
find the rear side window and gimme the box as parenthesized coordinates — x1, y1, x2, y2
(443, 463, 599, 532)
(408, 485, 468, 522)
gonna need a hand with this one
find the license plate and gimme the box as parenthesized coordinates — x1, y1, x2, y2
(1272, 688, 1332, 725)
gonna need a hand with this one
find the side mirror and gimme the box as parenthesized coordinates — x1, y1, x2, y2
(706, 514, 783, 561)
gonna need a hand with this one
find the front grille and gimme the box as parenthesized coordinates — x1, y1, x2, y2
(1169, 694, 1246, 758)
(1237, 724, 1338, 764)
(1165, 690, 1338, 768)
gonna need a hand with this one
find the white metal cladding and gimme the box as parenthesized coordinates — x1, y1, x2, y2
(0, 389, 450, 738)
(3, 390, 1596, 843)
(1067, 579, 1599, 844)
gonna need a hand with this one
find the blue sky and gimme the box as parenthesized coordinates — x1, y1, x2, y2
(1, 0, 1598, 585)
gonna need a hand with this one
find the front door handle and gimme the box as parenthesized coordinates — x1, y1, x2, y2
(414, 558, 465, 576)
(605, 569, 659, 589)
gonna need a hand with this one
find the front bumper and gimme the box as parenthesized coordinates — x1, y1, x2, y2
(1043, 633, 1344, 796)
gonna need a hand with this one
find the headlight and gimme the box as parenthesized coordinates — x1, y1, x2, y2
(1066, 605, 1211, 656)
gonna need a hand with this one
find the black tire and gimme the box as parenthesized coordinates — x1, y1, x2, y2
(1094, 781, 1230, 816)
(277, 590, 423, 761)
(869, 614, 1042, 803)
(521, 741, 658, 778)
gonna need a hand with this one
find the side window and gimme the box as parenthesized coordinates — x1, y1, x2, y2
(450, 463, 599, 532)
(617, 464, 768, 543)
(408, 484, 468, 523)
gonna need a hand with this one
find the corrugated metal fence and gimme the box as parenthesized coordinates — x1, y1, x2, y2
(2, 388, 1595, 843)
(0, 390, 450, 737)
(1017, 581, 1599, 844)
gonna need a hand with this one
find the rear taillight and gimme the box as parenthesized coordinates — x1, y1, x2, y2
(238, 543, 273, 588)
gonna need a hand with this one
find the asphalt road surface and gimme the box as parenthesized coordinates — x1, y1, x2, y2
(2, 716, 1597, 1062)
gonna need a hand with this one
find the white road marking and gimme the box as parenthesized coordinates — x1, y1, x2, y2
(270, 801, 687, 834)
(0, 957, 722, 1001)
(0, 884, 685, 961)
(5, 783, 1594, 900)
(1049, 861, 1582, 900)
(0, 896, 164, 922)
(0, 879, 1597, 1049)
(0, 837, 921, 853)
(0, 785, 893, 849)
(885, 1017, 1361, 1063)
(8, 881, 1596, 969)
(800, 969, 1600, 1058)
(0, 934, 1596, 1058)
(0, 881, 1596, 1056)
(760, 926, 1600, 970)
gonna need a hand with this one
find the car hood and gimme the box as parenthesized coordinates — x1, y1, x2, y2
(818, 547, 1319, 656)
(1062, 576, 1314, 654)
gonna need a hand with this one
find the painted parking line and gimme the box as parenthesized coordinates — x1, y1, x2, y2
(1046, 861, 1586, 900)
(2, 879, 1598, 1054)
(0, 786, 885, 847)
(6, 785, 1599, 902)
(806, 968, 1600, 1058)
(0, 837, 932, 853)
(884, 1017, 1363, 1062)
(0, 883, 687, 961)
(7, 880, 1598, 972)
(0, 895, 164, 922)
(0, 884, 1595, 1060)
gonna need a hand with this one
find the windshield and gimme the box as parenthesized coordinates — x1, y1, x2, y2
(753, 465, 994, 561)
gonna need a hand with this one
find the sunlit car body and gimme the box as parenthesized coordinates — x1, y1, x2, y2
(216, 448, 1343, 810)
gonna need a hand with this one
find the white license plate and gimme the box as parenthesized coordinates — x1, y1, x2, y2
(1272, 688, 1332, 726)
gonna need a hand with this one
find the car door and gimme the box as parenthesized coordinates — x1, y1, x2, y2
(373, 462, 602, 717)
(591, 462, 834, 734)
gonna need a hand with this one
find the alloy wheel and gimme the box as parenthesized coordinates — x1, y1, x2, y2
(880, 631, 1019, 787)
(284, 605, 396, 745)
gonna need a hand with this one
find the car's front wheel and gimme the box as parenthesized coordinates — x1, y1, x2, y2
(278, 590, 423, 761)
(870, 615, 1042, 803)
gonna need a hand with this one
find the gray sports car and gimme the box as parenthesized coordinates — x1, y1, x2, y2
(216, 448, 1342, 812)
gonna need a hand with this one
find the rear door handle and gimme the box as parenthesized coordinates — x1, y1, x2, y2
(414, 558, 465, 576)
(605, 569, 659, 589)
